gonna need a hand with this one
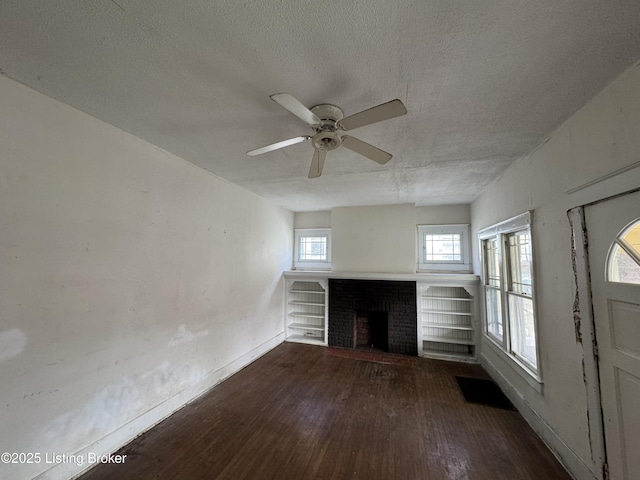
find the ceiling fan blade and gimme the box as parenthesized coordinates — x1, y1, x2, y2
(270, 93, 321, 126)
(246, 135, 310, 156)
(338, 99, 407, 131)
(341, 136, 392, 165)
(308, 149, 326, 178)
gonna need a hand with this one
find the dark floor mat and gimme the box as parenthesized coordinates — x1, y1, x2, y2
(455, 376, 516, 410)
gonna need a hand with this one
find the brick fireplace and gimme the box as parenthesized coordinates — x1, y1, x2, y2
(328, 279, 418, 356)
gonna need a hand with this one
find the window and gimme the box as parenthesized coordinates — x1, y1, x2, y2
(483, 238, 503, 341)
(478, 212, 539, 377)
(506, 230, 537, 368)
(607, 218, 640, 285)
(418, 224, 470, 271)
(294, 229, 331, 269)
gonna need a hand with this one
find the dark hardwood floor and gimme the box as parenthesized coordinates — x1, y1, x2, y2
(79, 343, 571, 480)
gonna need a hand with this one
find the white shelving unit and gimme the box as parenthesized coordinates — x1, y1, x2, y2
(283, 271, 479, 358)
(285, 279, 328, 345)
(419, 281, 479, 362)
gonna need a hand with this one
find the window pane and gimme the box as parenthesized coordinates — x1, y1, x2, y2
(621, 221, 640, 257)
(299, 236, 327, 261)
(508, 294, 537, 368)
(484, 239, 500, 287)
(609, 243, 640, 285)
(485, 287, 503, 342)
(424, 233, 462, 262)
(508, 231, 532, 295)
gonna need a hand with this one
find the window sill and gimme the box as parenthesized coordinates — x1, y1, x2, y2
(483, 334, 543, 394)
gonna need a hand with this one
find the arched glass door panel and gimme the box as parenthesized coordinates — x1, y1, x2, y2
(607, 219, 640, 284)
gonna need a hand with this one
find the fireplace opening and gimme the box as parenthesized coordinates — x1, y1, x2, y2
(328, 279, 417, 356)
(355, 311, 388, 352)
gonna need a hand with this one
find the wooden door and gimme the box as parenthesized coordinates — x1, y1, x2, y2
(585, 190, 640, 479)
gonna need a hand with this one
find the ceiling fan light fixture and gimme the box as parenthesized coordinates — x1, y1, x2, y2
(311, 131, 341, 151)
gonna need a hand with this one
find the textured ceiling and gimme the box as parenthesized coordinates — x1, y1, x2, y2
(1, 1, 640, 211)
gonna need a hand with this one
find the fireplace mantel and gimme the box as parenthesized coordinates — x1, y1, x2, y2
(284, 270, 478, 286)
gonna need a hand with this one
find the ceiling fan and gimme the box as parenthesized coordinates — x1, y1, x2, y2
(247, 93, 407, 178)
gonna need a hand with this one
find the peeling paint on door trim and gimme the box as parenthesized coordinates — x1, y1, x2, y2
(567, 206, 607, 479)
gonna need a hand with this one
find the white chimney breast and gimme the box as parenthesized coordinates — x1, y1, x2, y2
(331, 204, 416, 273)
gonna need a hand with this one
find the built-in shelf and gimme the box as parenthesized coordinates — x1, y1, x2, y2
(287, 323, 325, 331)
(419, 283, 479, 362)
(288, 311, 325, 318)
(423, 323, 473, 331)
(283, 272, 479, 358)
(422, 335, 475, 345)
(289, 301, 325, 306)
(285, 279, 327, 346)
(286, 334, 326, 344)
(421, 346, 476, 362)
(424, 296, 473, 301)
(421, 309, 473, 316)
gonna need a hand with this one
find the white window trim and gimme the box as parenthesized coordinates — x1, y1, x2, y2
(478, 212, 542, 383)
(293, 228, 331, 270)
(483, 336, 543, 392)
(417, 224, 470, 272)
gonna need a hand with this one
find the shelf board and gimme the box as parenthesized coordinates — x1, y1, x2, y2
(422, 296, 472, 301)
(288, 300, 325, 306)
(421, 349, 476, 363)
(286, 334, 325, 345)
(422, 335, 474, 345)
(289, 289, 325, 294)
(288, 311, 325, 318)
(423, 323, 473, 331)
(288, 323, 325, 331)
(422, 309, 472, 316)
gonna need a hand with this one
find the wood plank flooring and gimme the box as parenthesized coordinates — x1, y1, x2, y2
(79, 343, 571, 480)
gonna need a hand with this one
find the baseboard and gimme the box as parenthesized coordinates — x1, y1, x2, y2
(34, 332, 285, 480)
(480, 353, 598, 480)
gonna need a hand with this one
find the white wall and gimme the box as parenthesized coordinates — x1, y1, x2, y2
(416, 204, 470, 225)
(294, 210, 331, 229)
(295, 205, 469, 231)
(331, 204, 416, 273)
(471, 61, 640, 479)
(0, 76, 293, 480)
(295, 205, 470, 273)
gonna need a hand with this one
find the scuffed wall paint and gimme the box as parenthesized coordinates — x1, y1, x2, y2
(0, 329, 26, 362)
(0, 75, 293, 479)
(168, 324, 209, 347)
(42, 361, 207, 444)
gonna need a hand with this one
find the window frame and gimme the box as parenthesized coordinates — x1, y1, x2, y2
(417, 224, 470, 272)
(293, 228, 331, 270)
(482, 237, 503, 343)
(478, 212, 541, 382)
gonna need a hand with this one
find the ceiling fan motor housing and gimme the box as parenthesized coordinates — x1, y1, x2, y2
(310, 103, 344, 124)
(310, 104, 344, 151)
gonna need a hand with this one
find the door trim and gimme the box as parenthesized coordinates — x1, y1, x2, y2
(568, 206, 607, 479)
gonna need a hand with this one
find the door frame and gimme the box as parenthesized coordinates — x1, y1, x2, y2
(568, 206, 607, 479)
(568, 184, 640, 480)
